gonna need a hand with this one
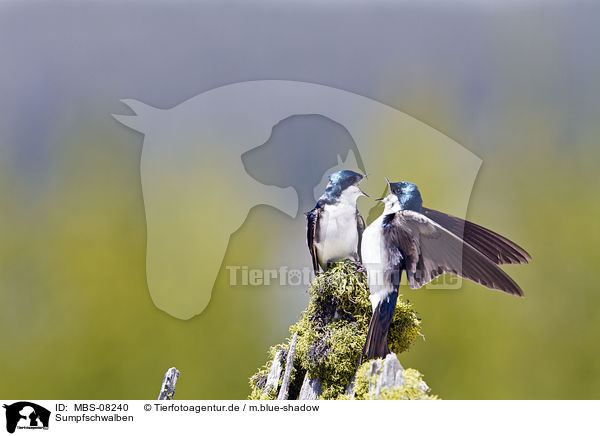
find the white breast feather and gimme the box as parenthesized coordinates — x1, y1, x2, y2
(315, 202, 359, 269)
(361, 215, 394, 311)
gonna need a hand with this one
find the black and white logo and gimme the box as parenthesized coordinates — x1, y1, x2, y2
(3, 402, 50, 434)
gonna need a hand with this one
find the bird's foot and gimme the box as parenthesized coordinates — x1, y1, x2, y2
(346, 259, 366, 274)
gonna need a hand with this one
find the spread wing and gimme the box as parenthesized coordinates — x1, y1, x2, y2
(422, 207, 531, 265)
(356, 210, 365, 263)
(383, 210, 524, 296)
(306, 206, 322, 274)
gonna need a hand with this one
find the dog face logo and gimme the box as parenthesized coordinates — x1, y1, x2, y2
(3, 402, 50, 433)
(113, 80, 481, 319)
(240, 113, 367, 213)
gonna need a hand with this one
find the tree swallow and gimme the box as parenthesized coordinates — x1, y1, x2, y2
(306, 170, 368, 274)
(362, 180, 531, 359)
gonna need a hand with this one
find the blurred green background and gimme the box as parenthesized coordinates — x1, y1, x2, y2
(1, 1, 599, 399)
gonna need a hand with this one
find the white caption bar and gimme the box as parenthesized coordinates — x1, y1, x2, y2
(0, 400, 596, 436)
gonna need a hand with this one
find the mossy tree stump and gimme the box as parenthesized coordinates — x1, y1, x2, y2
(249, 261, 437, 400)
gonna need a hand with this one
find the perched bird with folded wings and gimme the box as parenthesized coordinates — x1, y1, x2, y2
(362, 180, 531, 359)
(306, 170, 367, 275)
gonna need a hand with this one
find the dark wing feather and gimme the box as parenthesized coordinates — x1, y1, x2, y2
(306, 206, 321, 275)
(422, 207, 531, 265)
(383, 210, 524, 296)
(356, 210, 365, 263)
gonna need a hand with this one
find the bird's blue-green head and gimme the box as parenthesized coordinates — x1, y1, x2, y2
(387, 180, 423, 212)
(323, 170, 367, 200)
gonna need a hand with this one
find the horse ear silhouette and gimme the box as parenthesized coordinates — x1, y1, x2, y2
(112, 99, 161, 133)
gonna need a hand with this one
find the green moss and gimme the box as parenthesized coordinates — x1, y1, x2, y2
(248, 260, 428, 400)
(388, 300, 423, 354)
(291, 262, 370, 399)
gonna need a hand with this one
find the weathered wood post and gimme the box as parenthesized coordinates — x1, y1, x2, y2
(158, 367, 180, 400)
(278, 332, 298, 400)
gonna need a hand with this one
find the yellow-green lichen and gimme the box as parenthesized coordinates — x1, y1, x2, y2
(352, 359, 376, 399)
(353, 360, 438, 400)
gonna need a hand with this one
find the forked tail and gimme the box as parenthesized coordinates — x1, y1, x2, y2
(363, 291, 398, 359)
